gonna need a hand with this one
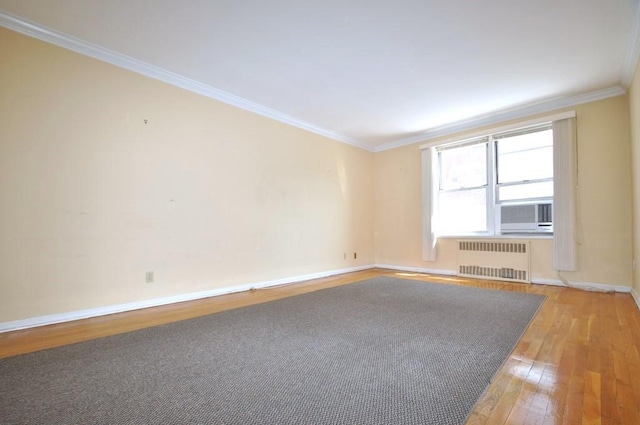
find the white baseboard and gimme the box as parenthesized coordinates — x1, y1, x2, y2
(0, 264, 375, 333)
(374, 264, 457, 276)
(374, 264, 630, 293)
(4, 264, 632, 333)
(531, 278, 631, 293)
(632, 289, 640, 311)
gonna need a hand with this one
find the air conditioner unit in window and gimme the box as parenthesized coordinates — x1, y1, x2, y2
(499, 202, 553, 234)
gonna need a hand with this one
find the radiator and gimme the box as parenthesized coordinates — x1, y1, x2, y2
(457, 240, 531, 283)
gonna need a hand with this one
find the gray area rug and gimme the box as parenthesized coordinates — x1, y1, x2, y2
(0, 276, 545, 425)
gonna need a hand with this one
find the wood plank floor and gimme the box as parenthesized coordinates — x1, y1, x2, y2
(1, 268, 639, 424)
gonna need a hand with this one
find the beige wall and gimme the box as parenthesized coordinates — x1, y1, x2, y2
(375, 96, 633, 288)
(630, 56, 640, 296)
(0, 28, 375, 322)
(2, 24, 637, 325)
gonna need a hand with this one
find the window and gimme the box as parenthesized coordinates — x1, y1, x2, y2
(434, 124, 553, 236)
(437, 139, 488, 234)
(495, 127, 553, 202)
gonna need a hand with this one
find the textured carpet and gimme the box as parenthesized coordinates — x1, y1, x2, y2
(0, 276, 545, 425)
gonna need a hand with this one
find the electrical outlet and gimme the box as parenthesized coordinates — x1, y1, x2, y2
(354, 252, 357, 259)
(145, 271, 154, 283)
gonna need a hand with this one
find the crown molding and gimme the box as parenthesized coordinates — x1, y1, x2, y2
(621, 0, 640, 87)
(418, 110, 576, 150)
(0, 11, 373, 152)
(1, 9, 636, 155)
(374, 86, 626, 152)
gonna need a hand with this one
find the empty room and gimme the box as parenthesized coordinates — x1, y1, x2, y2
(1, 1, 640, 424)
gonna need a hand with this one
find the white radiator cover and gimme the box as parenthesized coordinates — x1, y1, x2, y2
(457, 240, 531, 283)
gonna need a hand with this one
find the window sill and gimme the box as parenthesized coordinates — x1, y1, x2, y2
(437, 234, 553, 240)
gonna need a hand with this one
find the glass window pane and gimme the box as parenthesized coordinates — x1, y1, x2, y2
(439, 143, 487, 190)
(438, 188, 487, 234)
(497, 129, 553, 184)
(498, 181, 553, 201)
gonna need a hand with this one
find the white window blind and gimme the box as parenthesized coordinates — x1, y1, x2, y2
(421, 148, 437, 261)
(552, 117, 578, 271)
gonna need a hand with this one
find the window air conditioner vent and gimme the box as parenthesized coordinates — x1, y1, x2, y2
(500, 202, 553, 234)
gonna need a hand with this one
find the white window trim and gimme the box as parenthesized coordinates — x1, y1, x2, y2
(420, 112, 572, 241)
(494, 123, 553, 205)
(434, 129, 553, 237)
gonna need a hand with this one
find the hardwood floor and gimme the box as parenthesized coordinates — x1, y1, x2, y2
(1, 268, 639, 424)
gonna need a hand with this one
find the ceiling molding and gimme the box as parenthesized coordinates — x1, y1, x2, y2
(0, 11, 373, 152)
(621, 0, 640, 87)
(374, 86, 626, 152)
(418, 110, 576, 150)
(1, 8, 636, 154)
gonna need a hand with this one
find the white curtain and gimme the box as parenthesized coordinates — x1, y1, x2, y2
(552, 117, 578, 271)
(421, 148, 437, 261)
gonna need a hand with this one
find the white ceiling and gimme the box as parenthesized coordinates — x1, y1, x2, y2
(1, 0, 639, 151)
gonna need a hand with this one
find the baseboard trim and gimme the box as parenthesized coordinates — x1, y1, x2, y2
(0, 264, 375, 333)
(374, 264, 630, 293)
(4, 264, 630, 333)
(531, 278, 631, 293)
(632, 289, 640, 311)
(374, 264, 457, 276)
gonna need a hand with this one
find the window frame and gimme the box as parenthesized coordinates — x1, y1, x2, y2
(493, 124, 554, 205)
(433, 123, 553, 237)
